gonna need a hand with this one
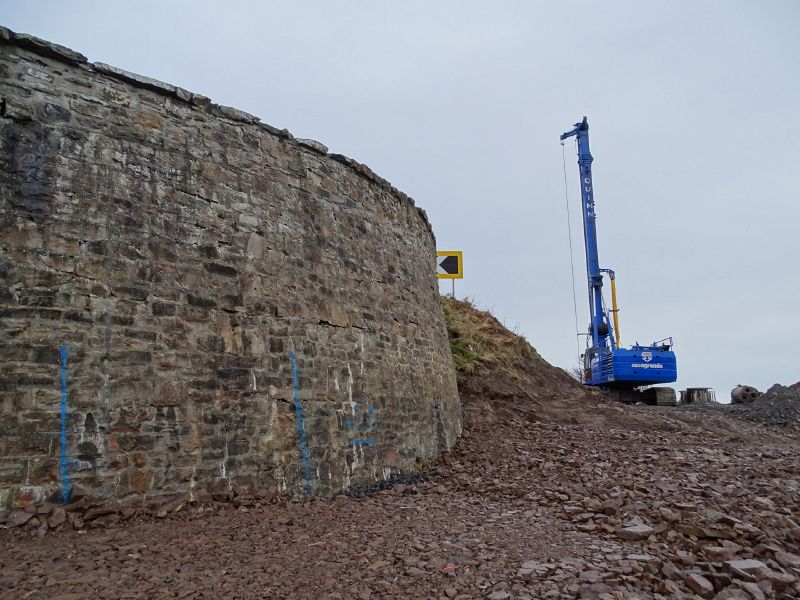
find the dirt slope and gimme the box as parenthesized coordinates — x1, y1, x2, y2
(441, 297, 670, 431)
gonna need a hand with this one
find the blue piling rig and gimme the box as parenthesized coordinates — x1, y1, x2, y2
(560, 117, 677, 395)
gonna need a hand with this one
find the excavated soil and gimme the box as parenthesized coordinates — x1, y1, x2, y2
(2, 299, 798, 599)
(678, 383, 800, 429)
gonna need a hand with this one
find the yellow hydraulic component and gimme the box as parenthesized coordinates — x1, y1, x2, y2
(608, 272, 620, 348)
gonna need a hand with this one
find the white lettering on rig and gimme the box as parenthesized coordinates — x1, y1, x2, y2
(631, 363, 664, 369)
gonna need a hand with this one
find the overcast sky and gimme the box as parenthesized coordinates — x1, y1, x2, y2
(5, 1, 799, 400)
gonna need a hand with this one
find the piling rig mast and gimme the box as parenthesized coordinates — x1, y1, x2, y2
(560, 117, 677, 404)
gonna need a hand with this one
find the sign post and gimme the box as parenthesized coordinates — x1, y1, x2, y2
(436, 251, 463, 297)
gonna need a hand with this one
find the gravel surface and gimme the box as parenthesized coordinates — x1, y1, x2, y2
(2, 400, 798, 599)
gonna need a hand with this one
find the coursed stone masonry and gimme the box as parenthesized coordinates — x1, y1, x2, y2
(0, 27, 461, 520)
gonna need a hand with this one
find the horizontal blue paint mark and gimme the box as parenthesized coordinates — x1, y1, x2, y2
(68, 458, 93, 471)
(344, 420, 373, 432)
(289, 351, 312, 495)
(58, 346, 72, 503)
(350, 439, 375, 447)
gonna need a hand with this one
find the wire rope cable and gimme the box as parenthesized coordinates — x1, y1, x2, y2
(561, 141, 582, 365)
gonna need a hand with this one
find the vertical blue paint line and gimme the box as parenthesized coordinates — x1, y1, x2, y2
(58, 345, 71, 503)
(289, 351, 312, 495)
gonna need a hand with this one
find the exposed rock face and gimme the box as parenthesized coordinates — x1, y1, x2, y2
(0, 28, 461, 513)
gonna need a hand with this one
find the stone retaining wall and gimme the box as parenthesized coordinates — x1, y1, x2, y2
(0, 27, 461, 521)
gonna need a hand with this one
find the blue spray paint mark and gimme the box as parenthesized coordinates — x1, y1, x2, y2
(289, 351, 312, 495)
(367, 404, 377, 430)
(58, 346, 72, 503)
(343, 403, 378, 447)
(343, 412, 377, 431)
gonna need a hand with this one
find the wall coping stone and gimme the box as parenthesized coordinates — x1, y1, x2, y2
(0, 24, 434, 239)
(0, 26, 88, 65)
(93, 61, 179, 97)
(296, 138, 328, 155)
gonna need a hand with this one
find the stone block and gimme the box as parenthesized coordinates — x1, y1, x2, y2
(154, 380, 187, 407)
(130, 469, 153, 493)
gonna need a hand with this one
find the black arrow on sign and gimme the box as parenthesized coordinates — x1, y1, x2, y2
(439, 255, 459, 275)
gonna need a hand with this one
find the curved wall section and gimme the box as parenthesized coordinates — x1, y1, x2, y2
(0, 28, 461, 514)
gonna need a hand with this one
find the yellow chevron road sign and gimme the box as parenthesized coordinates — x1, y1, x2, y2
(436, 251, 463, 279)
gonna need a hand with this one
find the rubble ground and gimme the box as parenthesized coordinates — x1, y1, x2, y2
(2, 299, 798, 599)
